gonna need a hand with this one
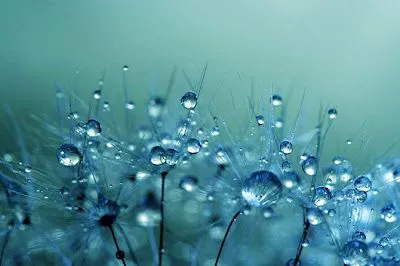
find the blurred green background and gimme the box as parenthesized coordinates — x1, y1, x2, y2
(1, 0, 400, 162)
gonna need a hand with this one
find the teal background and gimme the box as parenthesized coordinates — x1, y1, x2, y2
(1, 0, 400, 160)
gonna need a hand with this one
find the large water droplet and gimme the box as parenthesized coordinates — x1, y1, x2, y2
(302, 156, 318, 176)
(181, 91, 198, 110)
(86, 119, 102, 137)
(149, 146, 166, 166)
(280, 140, 293, 155)
(341, 240, 369, 266)
(354, 176, 372, 192)
(241, 170, 282, 207)
(186, 138, 201, 154)
(57, 144, 82, 167)
(313, 186, 332, 207)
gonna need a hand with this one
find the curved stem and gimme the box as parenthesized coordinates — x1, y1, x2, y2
(159, 171, 168, 266)
(293, 215, 310, 266)
(214, 210, 242, 266)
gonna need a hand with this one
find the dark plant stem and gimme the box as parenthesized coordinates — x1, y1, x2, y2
(109, 225, 127, 266)
(116, 223, 140, 265)
(159, 171, 168, 266)
(293, 217, 310, 266)
(214, 210, 242, 266)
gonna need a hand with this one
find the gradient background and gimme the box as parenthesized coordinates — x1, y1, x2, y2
(1, 0, 400, 162)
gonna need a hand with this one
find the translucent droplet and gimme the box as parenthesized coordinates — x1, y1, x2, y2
(93, 90, 101, 100)
(186, 138, 201, 154)
(181, 91, 198, 110)
(271, 94, 282, 106)
(135, 207, 161, 227)
(57, 144, 82, 167)
(282, 171, 300, 189)
(341, 240, 369, 266)
(211, 126, 220, 136)
(354, 176, 372, 192)
(179, 176, 198, 192)
(328, 108, 337, 119)
(352, 231, 366, 242)
(306, 208, 323, 225)
(24, 166, 32, 173)
(149, 146, 166, 166)
(313, 186, 332, 207)
(280, 140, 293, 155)
(274, 119, 284, 128)
(381, 204, 397, 223)
(302, 156, 318, 176)
(177, 120, 190, 138)
(256, 115, 265, 126)
(241, 170, 282, 207)
(148, 97, 165, 118)
(165, 148, 179, 166)
(122, 65, 129, 71)
(125, 101, 136, 110)
(355, 191, 367, 203)
(86, 119, 102, 137)
(262, 206, 274, 218)
(346, 139, 352, 145)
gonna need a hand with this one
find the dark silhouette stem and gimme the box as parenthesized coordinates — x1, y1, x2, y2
(214, 210, 242, 266)
(159, 171, 168, 266)
(109, 225, 127, 266)
(293, 217, 310, 266)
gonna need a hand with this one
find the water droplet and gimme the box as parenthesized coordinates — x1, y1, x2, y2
(179, 176, 198, 192)
(86, 119, 102, 137)
(274, 118, 284, 128)
(181, 91, 198, 110)
(306, 208, 323, 225)
(354, 176, 372, 192)
(241, 170, 282, 207)
(149, 146, 166, 166)
(313, 187, 332, 207)
(122, 65, 129, 71)
(24, 166, 32, 173)
(165, 148, 179, 166)
(280, 140, 293, 155)
(57, 144, 82, 167)
(262, 206, 274, 218)
(256, 115, 265, 126)
(93, 90, 101, 100)
(352, 231, 366, 242)
(211, 126, 220, 136)
(186, 138, 201, 154)
(125, 101, 136, 110)
(148, 97, 165, 118)
(328, 108, 337, 119)
(355, 191, 367, 203)
(282, 171, 300, 189)
(341, 240, 369, 266)
(271, 94, 282, 106)
(302, 156, 318, 176)
(381, 204, 397, 223)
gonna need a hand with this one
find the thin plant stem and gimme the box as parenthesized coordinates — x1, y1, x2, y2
(214, 210, 242, 266)
(159, 171, 168, 266)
